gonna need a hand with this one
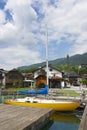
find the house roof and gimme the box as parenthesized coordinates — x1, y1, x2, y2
(69, 71, 78, 77)
(0, 69, 8, 74)
(33, 65, 62, 73)
(63, 71, 79, 78)
(7, 68, 23, 76)
(51, 76, 62, 80)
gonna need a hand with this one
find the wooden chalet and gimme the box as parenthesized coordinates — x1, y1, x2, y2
(63, 71, 79, 86)
(5, 69, 23, 88)
(68, 71, 79, 85)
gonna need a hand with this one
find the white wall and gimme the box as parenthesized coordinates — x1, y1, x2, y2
(34, 67, 62, 79)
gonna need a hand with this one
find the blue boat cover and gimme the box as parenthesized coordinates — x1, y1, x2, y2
(18, 85, 48, 95)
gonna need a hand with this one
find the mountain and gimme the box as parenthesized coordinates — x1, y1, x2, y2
(18, 52, 87, 70)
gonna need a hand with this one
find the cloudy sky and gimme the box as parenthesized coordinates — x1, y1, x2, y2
(0, 0, 87, 70)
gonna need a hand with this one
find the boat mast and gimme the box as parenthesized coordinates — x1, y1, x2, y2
(46, 24, 49, 86)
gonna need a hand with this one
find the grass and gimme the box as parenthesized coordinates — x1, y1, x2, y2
(3, 87, 31, 91)
(56, 89, 81, 97)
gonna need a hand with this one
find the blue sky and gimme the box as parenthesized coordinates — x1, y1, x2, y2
(0, 0, 87, 70)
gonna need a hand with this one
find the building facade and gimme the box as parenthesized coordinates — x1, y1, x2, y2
(34, 66, 63, 88)
(5, 69, 24, 88)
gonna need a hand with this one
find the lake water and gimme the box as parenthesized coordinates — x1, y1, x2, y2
(41, 110, 83, 130)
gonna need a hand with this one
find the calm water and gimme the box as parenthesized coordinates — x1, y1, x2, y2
(41, 110, 83, 130)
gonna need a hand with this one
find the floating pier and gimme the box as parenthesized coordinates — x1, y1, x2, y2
(79, 105, 87, 130)
(0, 104, 53, 130)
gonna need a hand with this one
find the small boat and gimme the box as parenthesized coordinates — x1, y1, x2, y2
(4, 97, 80, 111)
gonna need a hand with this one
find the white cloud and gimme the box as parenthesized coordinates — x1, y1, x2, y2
(5, 0, 37, 28)
(0, 0, 41, 70)
(0, 0, 87, 70)
(0, 9, 5, 24)
(70, 32, 87, 55)
(41, 0, 87, 55)
(0, 45, 42, 70)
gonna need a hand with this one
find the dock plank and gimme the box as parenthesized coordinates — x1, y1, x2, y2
(0, 104, 53, 130)
(79, 105, 87, 130)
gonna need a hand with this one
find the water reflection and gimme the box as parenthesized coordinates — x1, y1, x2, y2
(50, 111, 80, 123)
(42, 111, 82, 130)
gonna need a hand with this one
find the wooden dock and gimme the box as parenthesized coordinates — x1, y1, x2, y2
(79, 105, 87, 130)
(0, 104, 53, 130)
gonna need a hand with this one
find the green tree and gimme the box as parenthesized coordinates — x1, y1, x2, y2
(81, 79, 87, 87)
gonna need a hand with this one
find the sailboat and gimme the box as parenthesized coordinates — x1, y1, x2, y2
(4, 25, 80, 111)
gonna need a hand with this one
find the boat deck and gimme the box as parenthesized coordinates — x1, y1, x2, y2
(0, 104, 53, 130)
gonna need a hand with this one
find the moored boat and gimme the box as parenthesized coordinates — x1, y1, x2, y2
(4, 97, 80, 111)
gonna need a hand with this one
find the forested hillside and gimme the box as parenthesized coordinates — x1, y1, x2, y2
(18, 52, 87, 71)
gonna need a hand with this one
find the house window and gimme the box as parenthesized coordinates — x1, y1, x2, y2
(49, 68, 52, 71)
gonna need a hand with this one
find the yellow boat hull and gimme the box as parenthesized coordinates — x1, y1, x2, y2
(4, 100, 80, 111)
